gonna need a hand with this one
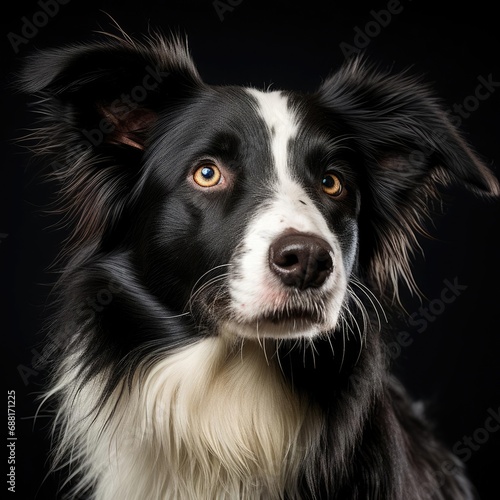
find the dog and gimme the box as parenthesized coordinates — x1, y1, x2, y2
(22, 33, 498, 499)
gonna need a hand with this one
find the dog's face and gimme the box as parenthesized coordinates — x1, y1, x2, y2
(23, 36, 499, 350)
(224, 90, 356, 340)
(137, 86, 360, 340)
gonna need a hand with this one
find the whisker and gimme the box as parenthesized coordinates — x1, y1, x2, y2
(188, 264, 231, 301)
(239, 338, 245, 362)
(307, 337, 318, 369)
(337, 312, 347, 373)
(257, 321, 270, 365)
(274, 339, 286, 377)
(350, 276, 388, 325)
(187, 266, 231, 313)
(188, 273, 229, 306)
(340, 302, 365, 367)
(325, 330, 335, 359)
(347, 286, 369, 346)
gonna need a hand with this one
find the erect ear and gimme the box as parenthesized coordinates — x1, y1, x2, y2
(22, 34, 202, 153)
(316, 59, 499, 301)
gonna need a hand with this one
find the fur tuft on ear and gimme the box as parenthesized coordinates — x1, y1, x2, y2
(21, 33, 203, 252)
(316, 58, 499, 301)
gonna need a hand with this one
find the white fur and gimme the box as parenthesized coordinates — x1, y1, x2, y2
(48, 338, 323, 499)
(226, 89, 348, 339)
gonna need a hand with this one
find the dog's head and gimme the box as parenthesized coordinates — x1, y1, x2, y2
(23, 35, 499, 345)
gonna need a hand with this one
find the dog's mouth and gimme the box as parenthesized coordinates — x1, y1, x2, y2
(191, 272, 337, 339)
(261, 306, 323, 325)
(222, 303, 333, 340)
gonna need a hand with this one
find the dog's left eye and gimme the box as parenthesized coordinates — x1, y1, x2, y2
(321, 173, 343, 197)
(193, 164, 222, 187)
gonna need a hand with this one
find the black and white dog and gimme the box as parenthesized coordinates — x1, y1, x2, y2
(23, 34, 498, 499)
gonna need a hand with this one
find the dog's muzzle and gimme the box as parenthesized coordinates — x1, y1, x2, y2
(224, 223, 346, 339)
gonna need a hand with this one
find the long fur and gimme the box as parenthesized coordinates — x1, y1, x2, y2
(22, 33, 499, 499)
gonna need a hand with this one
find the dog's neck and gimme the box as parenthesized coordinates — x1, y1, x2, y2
(57, 337, 325, 498)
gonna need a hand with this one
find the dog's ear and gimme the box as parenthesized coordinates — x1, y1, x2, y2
(316, 59, 499, 301)
(21, 34, 202, 152)
(21, 34, 203, 250)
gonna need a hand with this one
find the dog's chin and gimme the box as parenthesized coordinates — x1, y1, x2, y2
(220, 310, 336, 340)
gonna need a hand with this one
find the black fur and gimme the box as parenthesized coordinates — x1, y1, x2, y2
(22, 33, 498, 499)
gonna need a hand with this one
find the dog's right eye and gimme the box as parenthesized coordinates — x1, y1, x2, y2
(193, 164, 223, 188)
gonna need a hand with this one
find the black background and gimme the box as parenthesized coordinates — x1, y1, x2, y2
(2, 1, 499, 498)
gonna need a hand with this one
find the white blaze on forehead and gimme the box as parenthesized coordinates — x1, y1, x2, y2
(245, 87, 334, 238)
(246, 88, 298, 183)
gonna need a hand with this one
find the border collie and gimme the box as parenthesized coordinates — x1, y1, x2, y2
(22, 34, 498, 499)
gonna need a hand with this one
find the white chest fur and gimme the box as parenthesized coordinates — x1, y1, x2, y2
(53, 337, 323, 499)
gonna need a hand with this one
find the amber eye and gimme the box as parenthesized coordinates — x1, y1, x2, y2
(193, 164, 222, 187)
(321, 173, 343, 197)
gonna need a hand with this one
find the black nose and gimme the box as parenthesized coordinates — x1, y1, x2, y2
(269, 232, 334, 290)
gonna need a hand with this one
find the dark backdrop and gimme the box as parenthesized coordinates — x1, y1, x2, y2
(2, 1, 499, 499)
